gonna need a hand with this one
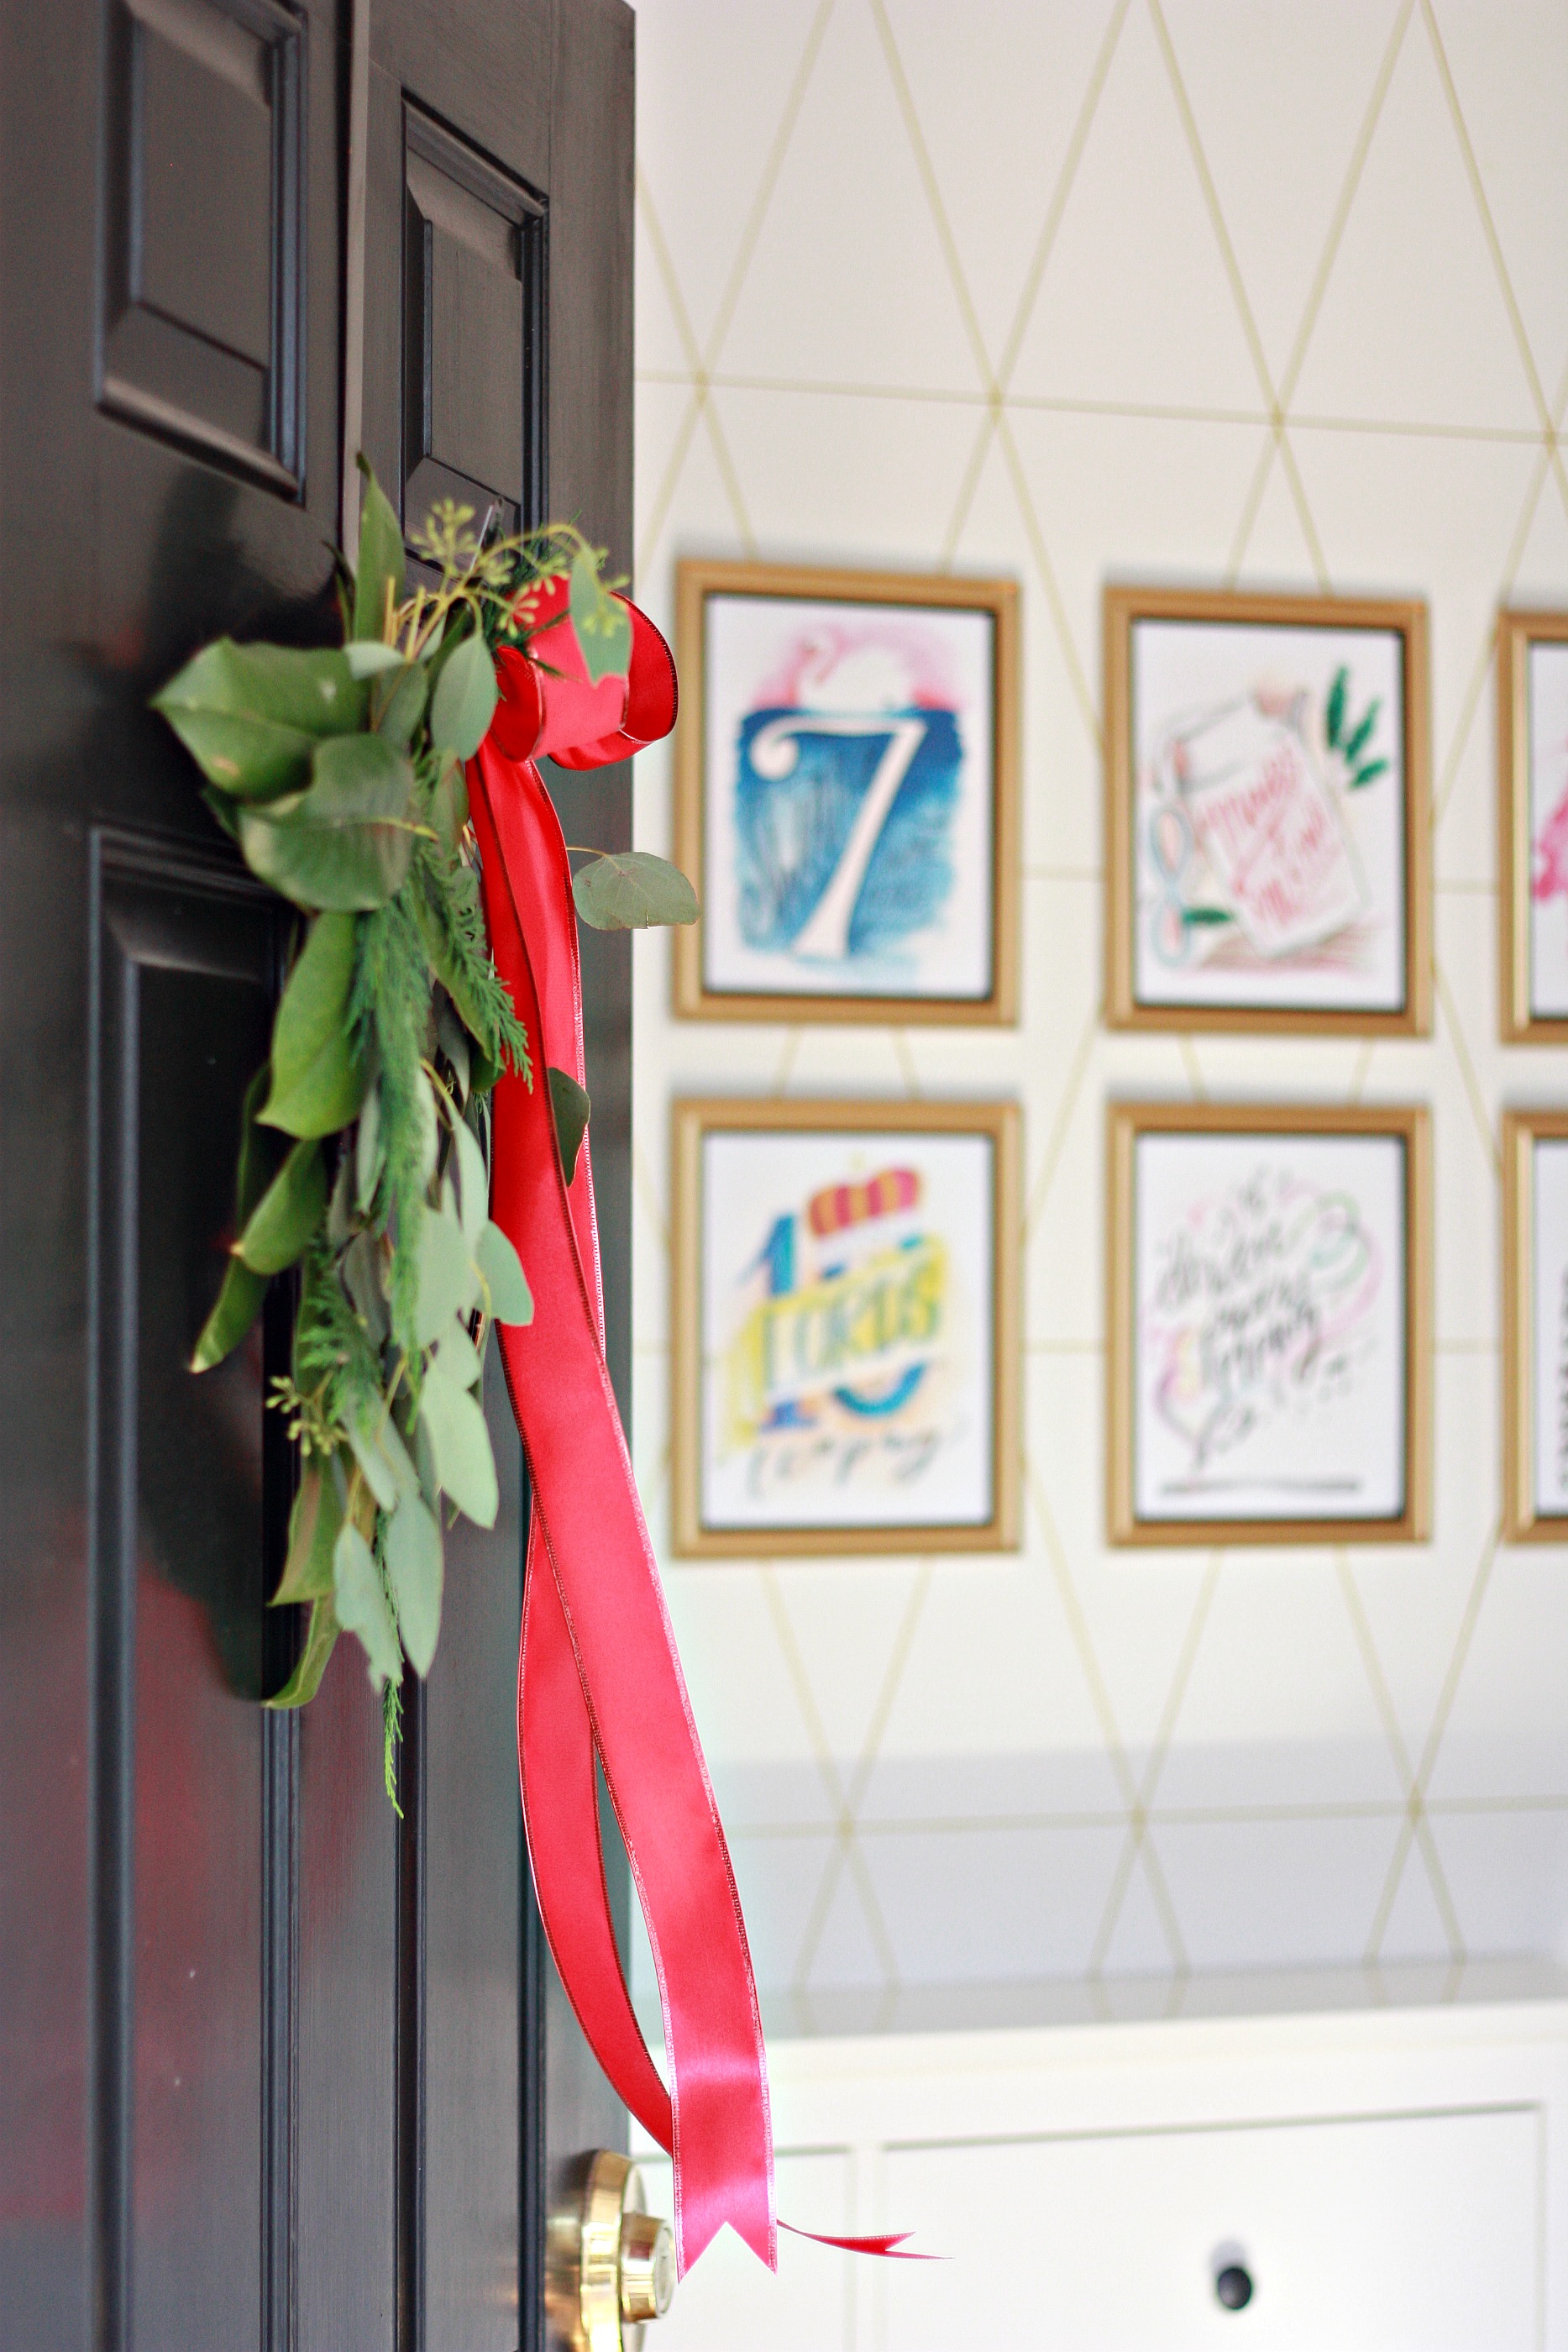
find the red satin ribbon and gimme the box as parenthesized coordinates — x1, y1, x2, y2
(467, 580, 922, 2276)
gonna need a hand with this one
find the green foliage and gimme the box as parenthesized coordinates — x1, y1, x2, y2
(548, 1067, 591, 1184)
(151, 461, 697, 1790)
(573, 848, 700, 932)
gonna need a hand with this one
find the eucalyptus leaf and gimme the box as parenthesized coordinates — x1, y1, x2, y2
(237, 734, 417, 911)
(429, 626, 498, 759)
(416, 1203, 478, 1345)
(346, 1417, 399, 1513)
(233, 1139, 325, 1275)
(273, 1465, 343, 1604)
(414, 1068, 440, 1189)
(333, 1521, 402, 1690)
(260, 911, 367, 1137)
(264, 1594, 340, 1709)
(568, 546, 632, 685)
(354, 456, 406, 644)
(436, 995, 471, 1105)
(571, 849, 699, 932)
(385, 1488, 444, 1677)
(548, 1066, 590, 1183)
(418, 1354, 499, 1527)
(434, 1314, 483, 1392)
(153, 641, 368, 801)
(476, 1219, 532, 1326)
(450, 1111, 488, 1248)
(374, 661, 428, 752)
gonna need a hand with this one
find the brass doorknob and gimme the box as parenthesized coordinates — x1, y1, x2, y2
(547, 2150, 676, 2350)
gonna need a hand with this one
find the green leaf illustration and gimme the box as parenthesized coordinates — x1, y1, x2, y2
(236, 734, 417, 911)
(569, 546, 632, 685)
(571, 849, 699, 932)
(153, 640, 368, 801)
(264, 1594, 340, 1709)
(1350, 757, 1389, 790)
(273, 1465, 344, 1604)
(429, 626, 499, 759)
(354, 457, 406, 644)
(418, 1354, 499, 1527)
(1324, 664, 1348, 750)
(333, 1520, 402, 1690)
(233, 1139, 326, 1275)
(1342, 699, 1382, 764)
(385, 1489, 444, 1678)
(548, 1066, 590, 1183)
(1182, 906, 1233, 927)
(476, 1220, 532, 1326)
(260, 912, 367, 1137)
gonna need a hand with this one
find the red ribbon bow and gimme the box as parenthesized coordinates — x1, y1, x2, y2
(467, 580, 922, 2276)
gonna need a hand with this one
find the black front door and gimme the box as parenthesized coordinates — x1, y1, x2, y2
(0, 3, 635, 2346)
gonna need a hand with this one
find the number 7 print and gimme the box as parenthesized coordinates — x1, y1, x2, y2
(747, 711, 929, 962)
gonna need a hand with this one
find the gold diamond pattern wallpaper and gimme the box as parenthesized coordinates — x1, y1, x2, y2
(625, 0, 1568, 2029)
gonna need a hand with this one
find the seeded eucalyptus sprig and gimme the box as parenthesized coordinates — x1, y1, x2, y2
(153, 461, 697, 1797)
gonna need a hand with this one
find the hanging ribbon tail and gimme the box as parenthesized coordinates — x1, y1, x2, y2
(466, 585, 927, 2276)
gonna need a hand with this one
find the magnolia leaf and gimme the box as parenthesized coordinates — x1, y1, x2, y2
(416, 1202, 478, 1346)
(354, 457, 406, 643)
(191, 1066, 286, 1368)
(450, 1111, 488, 1248)
(237, 734, 416, 911)
(233, 1139, 325, 1275)
(375, 661, 428, 752)
(568, 546, 632, 685)
(153, 641, 368, 801)
(264, 1594, 340, 1709)
(429, 757, 469, 858)
(333, 1520, 402, 1689)
(571, 849, 699, 932)
(476, 1219, 532, 1326)
(191, 1257, 268, 1372)
(345, 641, 407, 679)
(548, 1066, 590, 1183)
(429, 627, 498, 760)
(260, 911, 367, 1137)
(273, 1465, 343, 1604)
(385, 1488, 444, 1677)
(418, 1354, 499, 1527)
(356, 1078, 383, 1210)
(434, 1314, 483, 1393)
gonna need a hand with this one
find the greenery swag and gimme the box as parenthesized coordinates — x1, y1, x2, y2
(153, 460, 696, 1798)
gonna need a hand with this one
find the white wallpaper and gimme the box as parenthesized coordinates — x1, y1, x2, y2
(626, 0, 1568, 2027)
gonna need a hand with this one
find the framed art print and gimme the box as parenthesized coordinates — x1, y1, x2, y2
(1497, 611, 1568, 1042)
(671, 1099, 1020, 1555)
(1502, 1110, 1568, 1539)
(1105, 586, 1430, 1034)
(1108, 1102, 1430, 1546)
(673, 561, 1019, 1024)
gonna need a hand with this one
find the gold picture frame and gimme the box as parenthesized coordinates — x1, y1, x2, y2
(1107, 1101, 1431, 1546)
(1502, 1110, 1568, 1540)
(1104, 585, 1431, 1035)
(673, 559, 1020, 1025)
(671, 1096, 1021, 1557)
(1497, 609, 1568, 1042)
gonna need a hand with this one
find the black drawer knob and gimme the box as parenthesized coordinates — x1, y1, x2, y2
(1215, 2263, 1254, 2312)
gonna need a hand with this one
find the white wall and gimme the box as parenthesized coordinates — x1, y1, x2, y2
(627, 0, 1568, 2024)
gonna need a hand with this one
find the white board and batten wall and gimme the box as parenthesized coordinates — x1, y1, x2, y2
(637, 1999, 1568, 2349)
